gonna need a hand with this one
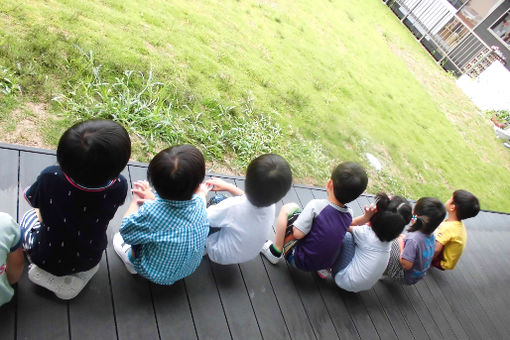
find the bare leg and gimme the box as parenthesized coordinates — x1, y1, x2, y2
(273, 203, 299, 250)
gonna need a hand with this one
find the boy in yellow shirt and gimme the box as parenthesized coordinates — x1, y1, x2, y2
(432, 190, 480, 270)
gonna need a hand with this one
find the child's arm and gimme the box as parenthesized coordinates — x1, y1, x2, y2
(6, 248, 24, 284)
(351, 204, 377, 226)
(122, 180, 156, 218)
(195, 183, 210, 204)
(206, 178, 244, 196)
(433, 241, 444, 260)
(398, 235, 414, 270)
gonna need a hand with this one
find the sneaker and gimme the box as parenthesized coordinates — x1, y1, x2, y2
(113, 232, 137, 274)
(260, 240, 282, 264)
(28, 264, 86, 300)
(74, 263, 100, 283)
(316, 269, 331, 279)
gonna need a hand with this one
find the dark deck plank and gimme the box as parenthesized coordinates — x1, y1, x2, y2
(285, 186, 339, 340)
(260, 187, 318, 340)
(0, 148, 18, 340)
(345, 196, 396, 340)
(2, 144, 510, 339)
(128, 165, 198, 340)
(205, 177, 263, 340)
(16, 152, 69, 340)
(233, 178, 292, 340)
(359, 196, 424, 340)
(184, 258, 231, 340)
(106, 166, 160, 340)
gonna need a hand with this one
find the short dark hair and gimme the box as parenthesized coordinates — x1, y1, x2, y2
(57, 120, 131, 186)
(371, 193, 412, 242)
(453, 190, 480, 220)
(245, 154, 292, 207)
(147, 145, 205, 200)
(408, 197, 446, 235)
(331, 162, 368, 204)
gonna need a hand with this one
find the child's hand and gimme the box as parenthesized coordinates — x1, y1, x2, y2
(132, 180, 155, 204)
(196, 183, 211, 197)
(363, 204, 377, 219)
(205, 178, 231, 192)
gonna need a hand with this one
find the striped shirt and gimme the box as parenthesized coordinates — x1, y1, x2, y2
(120, 194, 209, 285)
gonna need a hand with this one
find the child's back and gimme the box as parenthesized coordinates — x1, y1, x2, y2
(433, 190, 480, 270)
(384, 197, 446, 285)
(0, 213, 24, 306)
(262, 162, 368, 272)
(333, 194, 412, 292)
(206, 154, 292, 265)
(24, 165, 127, 275)
(21, 120, 131, 299)
(115, 145, 209, 285)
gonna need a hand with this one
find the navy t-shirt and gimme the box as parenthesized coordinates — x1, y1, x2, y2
(25, 166, 127, 275)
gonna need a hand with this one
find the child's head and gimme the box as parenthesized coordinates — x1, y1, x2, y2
(448, 189, 480, 220)
(147, 145, 205, 201)
(331, 162, 368, 204)
(371, 193, 413, 242)
(245, 154, 292, 207)
(408, 197, 446, 235)
(57, 119, 131, 186)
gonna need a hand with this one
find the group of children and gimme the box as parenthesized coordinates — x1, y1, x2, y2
(0, 119, 480, 305)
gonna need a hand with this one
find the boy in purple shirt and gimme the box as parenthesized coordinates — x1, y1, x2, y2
(261, 162, 367, 272)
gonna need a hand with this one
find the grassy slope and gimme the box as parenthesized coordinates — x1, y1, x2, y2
(0, 0, 509, 211)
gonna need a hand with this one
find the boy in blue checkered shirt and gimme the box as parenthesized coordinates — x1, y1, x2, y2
(113, 145, 209, 285)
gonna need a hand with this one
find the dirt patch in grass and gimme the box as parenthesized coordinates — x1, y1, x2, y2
(1, 102, 53, 149)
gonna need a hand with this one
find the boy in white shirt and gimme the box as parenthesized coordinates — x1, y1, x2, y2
(205, 154, 292, 265)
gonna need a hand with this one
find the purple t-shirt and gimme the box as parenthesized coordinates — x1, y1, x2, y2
(401, 231, 435, 285)
(292, 199, 352, 271)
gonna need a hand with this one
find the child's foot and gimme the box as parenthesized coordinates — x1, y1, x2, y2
(28, 264, 86, 300)
(260, 240, 282, 264)
(113, 232, 137, 274)
(316, 269, 331, 279)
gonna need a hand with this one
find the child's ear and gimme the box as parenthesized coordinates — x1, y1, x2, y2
(326, 178, 333, 190)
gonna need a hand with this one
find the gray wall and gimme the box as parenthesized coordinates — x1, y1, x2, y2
(474, 0, 510, 70)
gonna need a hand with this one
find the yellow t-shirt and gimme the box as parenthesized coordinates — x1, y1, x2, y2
(434, 220, 466, 270)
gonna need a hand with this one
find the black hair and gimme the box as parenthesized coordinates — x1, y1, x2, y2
(452, 189, 480, 220)
(245, 154, 292, 207)
(371, 193, 413, 242)
(331, 162, 368, 204)
(147, 145, 205, 200)
(407, 197, 446, 235)
(57, 119, 131, 187)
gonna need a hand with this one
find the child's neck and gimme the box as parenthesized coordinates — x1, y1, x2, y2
(327, 192, 345, 207)
(446, 213, 460, 222)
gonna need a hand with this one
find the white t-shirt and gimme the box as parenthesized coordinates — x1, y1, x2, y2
(206, 195, 275, 265)
(334, 224, 391, 292)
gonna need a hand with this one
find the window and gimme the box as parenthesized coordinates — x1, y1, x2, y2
(490, 10, 510, 47)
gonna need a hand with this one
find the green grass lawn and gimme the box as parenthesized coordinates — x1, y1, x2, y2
(1, 0, 509, 211)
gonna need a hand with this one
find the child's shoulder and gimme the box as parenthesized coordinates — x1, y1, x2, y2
(38, 165, 63, 177)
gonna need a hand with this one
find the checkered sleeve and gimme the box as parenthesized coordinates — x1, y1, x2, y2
(120, 203, 153, 245)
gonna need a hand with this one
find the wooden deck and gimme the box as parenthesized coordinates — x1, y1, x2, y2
(0, 142, 509, 340)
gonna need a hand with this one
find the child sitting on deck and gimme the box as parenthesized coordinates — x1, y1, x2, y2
(432, 190, 480, 270)
(0, 213, 24, 306)
(113, 145, 209, 285)
(261, 162, 368, 273)
(204, 154, 292, 265)
(21, 120, 131, 299)
(384, 197, 446, 285)
(332, 193, 412, 292)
